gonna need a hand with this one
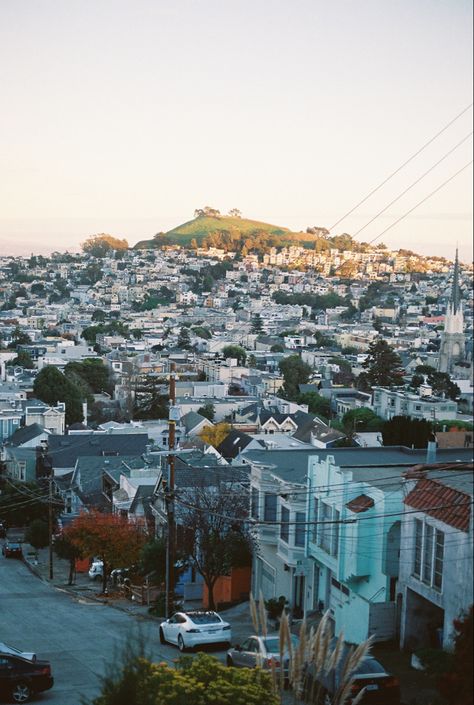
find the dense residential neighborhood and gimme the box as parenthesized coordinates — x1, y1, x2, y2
(0, 229, 472, 704)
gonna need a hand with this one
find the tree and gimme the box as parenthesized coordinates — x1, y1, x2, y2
(279, 355, 312, 400)
(436, 607, 473, 705)
(298, 391, 330, 419)
(90, 650, 276, 705)
(228, 208, 242, 217)
(222, 345, 247, 365)
(412, 365, 460, 401)
(7, 326, 32, 348)
(179, 475, 252, 610)
(138, 538, 167, 585)
(251, 313, 265, 335)
(199, 422, 231, 448)
(0, 480, 63, 528)
(6, 350, 34, 369)
(92, 309, 107, 322)
(362, 338, 404, 388)
(247, 354, 257, 369)
(54, 532, 83, 585)
(381, 415, 433, 448)
(270, 343, 284, 353)
(33, 366, 84, 425)
(24, 519, 49, 551)
(66, 511, 146, 594)
(342, 408, 384, 432)
(177, 327, 192, 350)
(197, 402, 215, 422)
(134, 375, 168, 420)
(82, 234, 128, 258)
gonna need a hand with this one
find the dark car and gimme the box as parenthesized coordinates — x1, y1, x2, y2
(2, 541, 23, 559)
(0, 652, 54, 703)
(305, 648, 400, 705)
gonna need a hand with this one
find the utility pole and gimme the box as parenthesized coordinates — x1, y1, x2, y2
(165, 362, 177, 618)
(48, 472, 54, 580)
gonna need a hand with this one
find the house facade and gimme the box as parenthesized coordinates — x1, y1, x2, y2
(398, 466, 473, 651)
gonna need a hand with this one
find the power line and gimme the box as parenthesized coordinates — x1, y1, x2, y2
(329, 102, 473, 231)
(352, 132, 473, 238)
(367, 161, 473, 245)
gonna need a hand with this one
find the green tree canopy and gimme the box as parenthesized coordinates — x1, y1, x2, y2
(197, 402, 215, 422)
(381, 415, 433, 448)
(298, 391, 330, 419)
(33, 366, 84, 425)
(6, 350, 34, 369)
(342, 408, 384, 432)
(82, 234, 129, 257)
(24, 519, 50, 550)
(279, 355, 312, 400)
(412, 365, 460, 400)
(362, 338, 404, 388)
(222, 345, 247, 365)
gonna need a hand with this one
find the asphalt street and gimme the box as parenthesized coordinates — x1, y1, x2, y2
(0, 554, 229, 704)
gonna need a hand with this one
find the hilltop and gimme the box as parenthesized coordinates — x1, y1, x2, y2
(133, 212, 301, 249)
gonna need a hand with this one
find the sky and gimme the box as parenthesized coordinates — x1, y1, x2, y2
(0, 0, 472, 261)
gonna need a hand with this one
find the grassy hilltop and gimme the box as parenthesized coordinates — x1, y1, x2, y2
(133, 213, 314, 249)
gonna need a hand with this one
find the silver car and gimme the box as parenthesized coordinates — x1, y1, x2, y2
(226, 634, 299, 675)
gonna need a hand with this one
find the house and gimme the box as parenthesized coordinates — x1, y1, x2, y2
(245, 448, 315, 616)
(398, 463, 473, 651)
(23, 401, 66, 435)
(0, 406, 22, 443)
(180, 411, 213, 438)
(372, 386, 457, 422)
(45, 433, 150, 476)
(305, 447, 474, 643)
(215, 429, 263, 463)
(8, 423, 51, 448)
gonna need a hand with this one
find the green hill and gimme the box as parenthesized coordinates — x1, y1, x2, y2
(133, 214, 305, 249)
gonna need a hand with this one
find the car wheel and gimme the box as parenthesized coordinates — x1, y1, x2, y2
(11, 682, 32, 703)
(177, 634, 186, 652)
(226, 656, 234, 667)
(159, 627, 166, 645)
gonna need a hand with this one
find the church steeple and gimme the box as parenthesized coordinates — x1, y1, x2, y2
(451, 247, 461, 314)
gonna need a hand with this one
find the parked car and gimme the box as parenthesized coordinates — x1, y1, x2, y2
(159, 610, 232, 652)
(0, 652, 53, 703)
(226, 634, 300, 677)
(2, 541, 22, 559)
(0, 643, 36, 662)
(304, 644, 400, 705)
(88, 559, 103, 581)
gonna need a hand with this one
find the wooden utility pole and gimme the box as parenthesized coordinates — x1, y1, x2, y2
(165, 362, 176, 618)
(48, 473, 54, 580)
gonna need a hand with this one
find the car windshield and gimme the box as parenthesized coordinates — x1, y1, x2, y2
(264, 635, 299, 654)
(7, 543, 20, 548)
(0, 643, 22, 655)
(188, 612, 222, 625)
(354, 658, 387, 675)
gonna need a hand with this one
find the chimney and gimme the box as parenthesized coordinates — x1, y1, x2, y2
(426, 436, 437, 464)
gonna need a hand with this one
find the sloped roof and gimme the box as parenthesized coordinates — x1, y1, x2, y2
(180, 411, 210, 433)
(404, 473, 473, 531)
(217, 429, 256, 460)
(9, 423, 49, 446)
(47, 433, 149, 468)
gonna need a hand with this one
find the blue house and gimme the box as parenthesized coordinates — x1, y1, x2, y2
(305, 447, 474, 643)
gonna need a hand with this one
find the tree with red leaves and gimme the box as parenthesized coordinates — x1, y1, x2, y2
(66, 511, 146, 594)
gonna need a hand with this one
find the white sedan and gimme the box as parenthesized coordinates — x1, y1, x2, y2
(159, 610, 232, 652)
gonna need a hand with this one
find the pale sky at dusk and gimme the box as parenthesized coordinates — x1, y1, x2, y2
(1, 0, 472, 260)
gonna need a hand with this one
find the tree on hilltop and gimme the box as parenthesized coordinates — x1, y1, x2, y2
(194, 206, 221, 218)
(228, 208, 242, 217)
(82, 234, 129, 258)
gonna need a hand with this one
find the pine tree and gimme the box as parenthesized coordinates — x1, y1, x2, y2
(362, 338, 404, 388)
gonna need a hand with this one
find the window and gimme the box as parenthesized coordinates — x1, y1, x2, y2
(413, 519, 444, 591)
(314, 501, 339, 557)
(264, 493, 277, 521)
(295, 512, 305, 547)
(251, 487, 259, 519)
(280, 506, 290, 543)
